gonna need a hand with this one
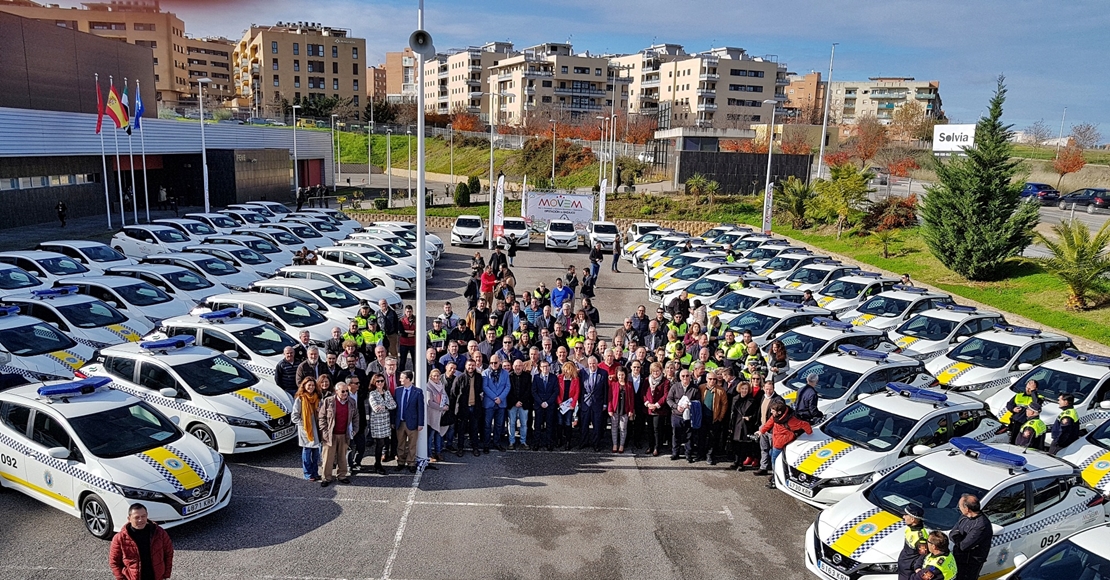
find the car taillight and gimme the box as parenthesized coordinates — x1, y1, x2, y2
(74, 370, 88, 379)
(1087, 494, 1106, 508)
(1096, 197, 1105, 204)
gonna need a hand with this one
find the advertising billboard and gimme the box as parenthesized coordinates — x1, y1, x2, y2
(523, 191, 594, 233)
(932, 124, 976, 153)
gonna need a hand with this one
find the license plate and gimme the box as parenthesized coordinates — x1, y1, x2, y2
(787, 479, 815, 498)
(182, 495, 217, 515)
(818, 560, 849, 580)
(272, 426, 296, 441)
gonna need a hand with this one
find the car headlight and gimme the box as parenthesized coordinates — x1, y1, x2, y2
(824, 473, 873, 486)
(863, 563, 899, 573)
(114, 483, 167, 501)
(943, 381, 984, 393)
(146, 316, 163, 325)
(388, 274, 405, 281)
(227, 285, 248, 292)
(221, 414, 263, 428)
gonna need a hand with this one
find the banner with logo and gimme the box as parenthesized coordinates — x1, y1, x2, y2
(492, 174, 506, 239)
(761, 181, 774, 234)
(599, 178, 607, 222)
(523, 191, 594, 233)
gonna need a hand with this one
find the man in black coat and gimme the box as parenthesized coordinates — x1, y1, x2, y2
(275, 346, 298, 393)
(488, 247, 507, 278)
(463, 271, 480, 310)
(950, 494, 992, 580)
(577, 356, 609, 451)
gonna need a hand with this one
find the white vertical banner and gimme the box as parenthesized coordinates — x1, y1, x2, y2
(492, 173, 506, 240)
(520, 175, 527, 217)
(599, 178, 607, 221)
(761, 182, 775, 234)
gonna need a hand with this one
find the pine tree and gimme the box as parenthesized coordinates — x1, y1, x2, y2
(919, 77, 1039, 280)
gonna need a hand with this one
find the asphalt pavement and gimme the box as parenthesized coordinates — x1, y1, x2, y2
(0, 232, 818, 580)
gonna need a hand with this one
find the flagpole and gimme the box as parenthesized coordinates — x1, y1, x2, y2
(96, 73, 112, 230)
(125, 78, 138, 224)
(110, 76, 126, 226)
(137, 80, 150, 223)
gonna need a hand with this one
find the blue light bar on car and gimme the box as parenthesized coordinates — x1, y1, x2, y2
(0, 305, 20, 317)
(718, 268, 752, 277)
(139, 336, 195, 351)
(37, 376, 112, 399)
(942, 305, 978, 313)
(768, 299, 804, 309)
(892, 285, 928, 294)
(32, 286, 79, 298)
(848, 270, 883, 278)
(837, 345, 889, 361)
(950, 437, 1027, 470)
(1062, 350, 1110, 367)
(748, 282, 780, 291)
(199, 308, 242, 321)
(814, 317, 854, 331)
(887, 382, 948, 404)
(993, 324, 1042, 337)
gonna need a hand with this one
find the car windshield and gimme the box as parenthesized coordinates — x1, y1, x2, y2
(239, 213, 268, 224)
(82, 246, 128, 263)
(331, 211, 351, 220)
(549, 221, 574, 233)
(946, 336, 1019, 369)
(825, 401, 918, 452)
(865, 462, 986, 530)
(208, 216, 239, 229)
(363, 251, 397, 267)
(660, 247, 686, 260)
(673, 265, 708, 281)
(786, 361, 863, 399)
(0, 320, 78, 355)
(392, 238, 416, 250)
(0, 267, 43, 290)
(777, 329, 832, 361)
(637, 233, 663, 244)
(728, 311, 778, 336)
(314, 284, 359, 308)
(56, 300, 128, 328)
(309, 220, 339, 232)
(162, 269, 213, 290)
(153, 229, 189, 244)
(857, 295, 911, 317)
(332, 269, 375, 291)
(264, 204, 291, 215)
(38, 257, 90, 275)
(456, 218, 481, 228)
(192, 257, 240, 276)
(114, 282, 173, 306)
(181, 222, 217, 236)
(663, 255, 696, 268)
(819, 279, 867, 300)
(1010, 365, 1101, 402)
(267, 231, 301, 245)
(378, 244, 410, 258)
(272, 300, 328, 327)
(289, 225, 322, 239)
(711, 292, 760, 314)
(243, 206, 274, 217)
(1088, 418, 1110, 451)
(746, 247, 782, 261)
(394, 230, 417, 242)
(68, 401, 181, 458)
(734, 239, 765, 251)
(1012, 539, 1109, 580)
(687, 278, 727, 296)
(229, 248, 270, 265)
(595, 224, 618, 234)
(243, 239, 280, 254)
(788, 267, 831, 284)
(897, 315, 957, 341)
(713, 233, 741, 244)
(172, 354, 259, 396)
(504, 220, 526, 231)
(763, 256, 801, 271)
(648, 238, 679, 250)
(232, 323, 297, 356)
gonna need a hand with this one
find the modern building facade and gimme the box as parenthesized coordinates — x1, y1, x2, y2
(783, 71, 826, 122)
(384, 47, 417, 103)
(367, 65, 387, 100)
(233, 22, 367, 120)
(827, 77, 942, 124)
(422, 42, 516, 117)
(0, 0, 189, 104)
(185, 36, 235, 101)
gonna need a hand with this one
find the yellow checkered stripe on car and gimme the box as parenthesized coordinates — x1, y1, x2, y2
(793, 439, 855, 476)
(232, 387, 288, 419)
(1078, 450, 1110, 490)
(894, 336, 921, 350)
(849, 314, 876, 326)
(106, 324, 142, 343)
(935, 362, 976, 385)
(44, 349, 87, 371)
(817, 296, 837, 307)
(827, 507, 904, 559)
(139, 446, 206, 492)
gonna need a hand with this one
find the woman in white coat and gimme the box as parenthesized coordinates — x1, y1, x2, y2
(291, 376, 322, 481)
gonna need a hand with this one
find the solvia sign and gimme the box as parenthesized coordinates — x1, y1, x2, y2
(932, 124, 976, 153)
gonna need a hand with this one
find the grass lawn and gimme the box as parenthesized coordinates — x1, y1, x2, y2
(1012, 144, 1110, 165)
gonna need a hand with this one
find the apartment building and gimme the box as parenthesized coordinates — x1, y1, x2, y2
(0, 0, 189, 103)
(185, 36, 234, 101)
(233, 21, 366, 119)
(384, 47, 416, 103)
(615, 45, 786, 129)
(783, 71, 826, 121)
(367, 65, 387, 100)
(827, 77, 942, 124)
(422, 42, 516, 117)
(488, 43, 631, 126)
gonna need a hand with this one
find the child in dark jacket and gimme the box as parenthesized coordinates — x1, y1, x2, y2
(757, 401, 812, 488)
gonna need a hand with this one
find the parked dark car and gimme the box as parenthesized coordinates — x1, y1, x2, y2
(1058, 188, 1110, 213)
(1019, 182, 1060, 204)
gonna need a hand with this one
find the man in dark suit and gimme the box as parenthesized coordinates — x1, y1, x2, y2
(452, 359, 485, 456)
(393, 370, 424, 473)
(577, 356, 609, 451)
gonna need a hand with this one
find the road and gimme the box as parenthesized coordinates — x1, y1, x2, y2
(0, 233, 818, 580)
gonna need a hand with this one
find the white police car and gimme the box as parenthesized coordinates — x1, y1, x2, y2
(778, 346, 934, 418)
(262, 222, 329, 250)
(147, 308, 298, 379)
(140, 252, 259, 292)
(281, 216, 345, 242)
(276, 265, 402, 314)
(56, 276, 194, 325)
(218, 209, 271, 227)
(622, 229, 673, 260)
(358, 225, 443, 259)
(777, 261, 855, 293)
(349, 231, 439, 266)
(738, 243, 803, 267)
(297, 208, 362, 236)
(927, 325, 1072, 400)
(229, 226, 306, 256)
(201, 235, 295, 269)
(314, 246, 414, 294)
(840, 286, 954, 331)
(201, 292, 335, 343)
(727, 299, 833, 347)
(777, 384, 1005, 508)
(227, 203, 280, 222)
(36, 241, 137, 272)
(243, 201, 293, 218)
(644, 248, 715, 281)
(987, 350, 1110, 439)
(706, 282, 804, 326)
(1002, 522, 1110, 580)
(337, 238, 434, 278)
(649, 258, 734, 302)
(184, 245, 279, 279)
(366, 221, 444, 254)
(754, 251, 831, 283)
(104, 264, 229, 306)
(249, 278, 362, 324)
(82, 336, 296, 453)
(659, 269, 770, 309)
(631, 234, 691, 267)
(151, 218, 220, 240)
(0, 263, 47, 299)
(4, 288, 153, 349)
(450, 215, 486, 247)
(813, 271, 901, 315)
(887, 305, 1006, 362)
(769, 318, 895, 373)
(0, 250, 92, 285)
(0, 306, 95, 382)
(805, 439, 1104, 580)
(183, 212, 241, 235)
(0, 377, 232, 538)
(1056, 417, 1110, 507)
(109, 225, 193, 258)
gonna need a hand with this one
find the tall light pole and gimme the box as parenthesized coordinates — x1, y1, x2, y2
(367, 101, 374, 189)
(332, 114, 341, 192)
(448, 122, 454, 187)
(761, 98, 778, 234)
(411, 0, 433, 467)
(488, 91, 496, 249)
(549, 119, 557, 186)
(816, 43, 838, 181)
(386, 128, 392, 207)
(609, 112, 617, 192)
(1056, 106, 1068, 160)
(197, 78, 211, 212)
(596, 115, 608, 186)
(292, 104, 301, 199)
(406, 128, 412, 201)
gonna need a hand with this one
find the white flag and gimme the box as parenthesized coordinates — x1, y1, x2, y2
(599, 178, 608, 221)
(761, 182, 775, 234)
(493, 174, 506, 239)
(521, 175, 528, 218)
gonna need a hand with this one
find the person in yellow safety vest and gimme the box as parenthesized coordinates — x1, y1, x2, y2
(1049, 393, 1081, 456)
(727, 278, 745, 292)
(1005, 379, 1045, 445)
(362, 318, 385, 350)
(354, 302, 377, 331)
(915, 531, 958, 580)
(1014, 403, 1047, 451)
(671, 343, 692, 367)
(723, 330, 745, 367)
(667, 316, 689, 338)
(664, 329, 682, 360)
(427, 319, 449, 356)
(742, 342, 767, 381)
(342, 320, 368, 350)
(898, 504, 930, 580)
(566, 332, 585, 350)
(724, 243, 737, 263)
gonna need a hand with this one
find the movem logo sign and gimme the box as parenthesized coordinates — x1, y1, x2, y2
(524, 192, 594, 233)
(932, 124, 976, 153)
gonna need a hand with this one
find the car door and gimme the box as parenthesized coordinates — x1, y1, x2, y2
(849, 368, 893, 402)
(125, 228, 157, 256)
(25, 408, 80, 513)
(137, 360, 186, 400)
(981, 482, 1029, 577)
(23, 303, 71, 332)
(0, 400, 30, 493)
(199, 328, 247, 359)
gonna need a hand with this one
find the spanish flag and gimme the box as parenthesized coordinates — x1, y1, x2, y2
(105, 85, 130, 134)
(95, 77, 105, 135)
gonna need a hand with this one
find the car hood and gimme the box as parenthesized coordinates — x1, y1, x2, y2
(133, 300, 193, 322)
(209, 381, 292, 422)
(546, 230, 578, 239)
(888, 333, 950, 357)
(209, 270, 259, 290)
(780, 280, 822, 291)
(74, 320, 151, 347)
(100, 440, 222, 491)
(652, 277, 693, 293)
(9, 342, 96, 379)
(842, 311, 903, 330)
(815, 496, 905, 564)
(453, 226, 484, 235)
(1058, 442, 1110, 492)
(785, 433, 887, 479)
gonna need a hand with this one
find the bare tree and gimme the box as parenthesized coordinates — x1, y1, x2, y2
(1069, 122, 1102, 149)
(890, 101, 927, 141)
(1024, 119, 1052, 153)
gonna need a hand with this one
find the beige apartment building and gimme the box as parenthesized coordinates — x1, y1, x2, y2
(422, 42, 516, 117)
(783, 71, 827, 121)
(233, 21, 366, 119)
(0, 0, 190, 103)
(384, 47, 416, 102)
(185, 36, 234, 101)
(487, 43, 631, 127)
(827, 77, 942, 124)
(367, 65, 387, 100)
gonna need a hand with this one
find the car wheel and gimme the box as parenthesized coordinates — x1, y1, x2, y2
(81, 493, 114, 539)
(1088, 204, 1096, 214)
(372, 279, 386, 287)
(1058, 201, 1067, 210)
(188, 423, 218, 450)
(113, 246, 126, 255)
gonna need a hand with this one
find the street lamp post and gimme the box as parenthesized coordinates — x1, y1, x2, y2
(386, 129, 392, 208)
(292, 104, 301, 199)
(488, 92, 496, 249)
(761, 98, 779, 234)
(549, 119, 557, 186)
(407, 128, 412, 201)
(816, 43, 838, 181)
(197, 78, 211, 212)
(447, 123, 454, 187)
(596, 115, 608, 186)
(331, 114, 341, 192)
(367, 102, 373, 189)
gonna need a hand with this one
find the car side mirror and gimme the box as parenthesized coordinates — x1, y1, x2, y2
(106, 301, 119, 308)
(159, 387, 180, 399)
(47, 447, 70, 460)
(145, 239, 155, 243)
(47, 321, 60, 329)
(1012, 554, 1027, 568)
(1100, 401, 1110, 410)
(223, 350, 239, 359)
(991, 523, 1004, 536)
(910, 444, 931, 456)
(1017, 363, 1033, 371)
(955, 335, 969, 343)
(0, 351, 9, 365)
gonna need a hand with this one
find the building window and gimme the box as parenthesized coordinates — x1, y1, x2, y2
(561, 66, 568, 74)
(307, 44, 316, 57)
(271, 41, 278, 54)
(332, 45, 338, 58)
(353, 79, 359, 91)
(135, 40, 157, 49)
(353, 95, 359, 106)
(272, 58, 279, 70)
(293, 43, 299, 55)
(273, 75, 279, 87)
(133, 22, 156, 31)
(90, 21, 126, 30)
(595, 68, 602, 76)
(541, 96, 552, 103)
(333, 78, 339, 90)
(294, 76, 301, 88)
(573, 66, 588, 74)
(318, 45, 325, 56)
(332, 62, 339, 74)
(294, 92, 300, 100)
(352, 63, 358, 75)
(728, 84, 764, 93)
(352, 47, 358, 59)
(542, 80, 552, 88)
(294, 60, 300, 71)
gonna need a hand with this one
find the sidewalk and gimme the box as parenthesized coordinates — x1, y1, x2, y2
(0, 206, 204, 252)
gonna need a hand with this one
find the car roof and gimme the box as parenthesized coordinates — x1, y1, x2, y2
(4, 291, 102, 307)
(252, 278, 333, 291)
(914, 444, 1072, 488)
(37, 240, 110, 249)
(789, 321, 885, 340)
(206, 292, 301, 306)
(810, 348, 917, 371)
(100, 342, 222, 364)
(793, 261, 845, 271)
(455, 214, 482, 220)
(1038, 353, 1110, 381)
(2, 383, 144, 419)
(56, 275, 149, 288)
(874, 288, 949, 301)
(861, 388, 986, 418)
(732, 286, 802, 298)
(185, 212, 231, 219)
(1067, 523, 1110, 554)
(152, 218, 209, 226)
(160, 312, 268, 330)
(124, 224, 181, 233)
(106, 264, 194, 275)
(205, 235, 266, 243)
(0, 250, 70, 260)
(914, 306, 999, 323)
(143, 252, 221, 262)
(319, 245, 380, 255)
(749, 303, 832, 318)
(591, 220, 616, 225)
(830, 274, 899, 285)
(549, 219, 573, 223)
(967, 325, 1067, 347)
(0, 311, 50, 331)
(278, 265, 350, 276)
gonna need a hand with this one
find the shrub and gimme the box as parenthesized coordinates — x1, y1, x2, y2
(860, 194, 918, 232)
(453, 182, 470, 207)
(374, 198, 387, 210)
(467, 175, 482, 196)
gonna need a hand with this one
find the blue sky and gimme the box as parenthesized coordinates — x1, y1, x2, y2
(168, 0, 1105, 136)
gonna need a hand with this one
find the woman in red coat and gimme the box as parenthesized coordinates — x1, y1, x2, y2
(479, 266, 497, 305)
(109, 504, 174, 580)
(644, 361, 671, 456)
(608, 367, 636, 453)
(556, 361, 581, 450)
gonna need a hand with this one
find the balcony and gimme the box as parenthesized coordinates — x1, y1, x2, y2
(497, 72, 513, 81)
(468, 65, 482, 72)
(524, 86, 535, 95)
(523, 69, 553, 78)
(870, 91, 907, 99)
(641, 77, 660, 88)
(697, 102, 718, 111)
(610, 76, 632, 83)
(466, 78, 481, 86)
(915, 92, 936, 100)
(698, 73, 720, 81)
(560, 102, 602, 111)
(696, 87, 715, 97)
(554, 86, 606, 96)
(469, 90, 484, 99)
(695, 119, 714, 128)
(638, 92, 658, 102)
(437, 68, 448, 78)
(776, 76, 789, 85)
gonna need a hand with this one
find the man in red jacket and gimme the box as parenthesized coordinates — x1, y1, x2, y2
(757, 401, 812, 489)
(109, 503, 174, 580)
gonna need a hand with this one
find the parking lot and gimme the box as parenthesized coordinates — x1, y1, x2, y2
(0, 230, 818, 580)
